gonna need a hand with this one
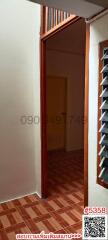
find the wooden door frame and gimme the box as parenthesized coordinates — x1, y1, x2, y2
(40, 17, 90, 207)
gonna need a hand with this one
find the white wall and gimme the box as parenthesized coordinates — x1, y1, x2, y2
(46, 51, 85, 151)
(89, 13, 108, 208)
(46, 20, 85, 151)
(0, 0, 41, 203)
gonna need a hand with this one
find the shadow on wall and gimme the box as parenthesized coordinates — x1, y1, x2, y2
(0, 0, 41, 203)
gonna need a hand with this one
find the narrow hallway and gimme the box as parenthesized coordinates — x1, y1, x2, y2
(0, 151, 83, 239)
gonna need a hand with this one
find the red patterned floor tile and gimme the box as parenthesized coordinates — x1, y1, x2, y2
(0, 150, 84, 237)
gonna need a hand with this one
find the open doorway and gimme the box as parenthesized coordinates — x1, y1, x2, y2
(46, 18, 86, 199)
(41, 16, 89, 208)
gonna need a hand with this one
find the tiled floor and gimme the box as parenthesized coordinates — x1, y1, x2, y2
(0, 150, 84, 239)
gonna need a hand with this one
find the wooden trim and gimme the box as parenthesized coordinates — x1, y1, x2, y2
(86, 8, 108, 22)
(40, 39, 48, 198)
(52, 8, 54, 28)
(41, 18, 89, 206)
(45, 7, 48, 33)
(40, 6, 46, 35)
(97, 40, 108, 189)
(84, 23, 90, 207)
(56, 9, 58, 26)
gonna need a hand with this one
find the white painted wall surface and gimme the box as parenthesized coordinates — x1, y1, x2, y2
(0, 0, 41, 203)
(89, 13, 108, 208)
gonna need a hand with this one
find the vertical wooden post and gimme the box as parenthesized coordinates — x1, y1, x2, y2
(84, 23, 90, 207)
(40, 39, 48, 198)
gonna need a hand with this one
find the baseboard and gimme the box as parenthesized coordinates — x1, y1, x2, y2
(0, 191, 41, 205)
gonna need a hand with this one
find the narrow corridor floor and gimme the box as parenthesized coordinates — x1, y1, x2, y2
(0, 150, 84, 239)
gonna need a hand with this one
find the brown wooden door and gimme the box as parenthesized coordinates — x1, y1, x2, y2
(46, 76, 67, 151)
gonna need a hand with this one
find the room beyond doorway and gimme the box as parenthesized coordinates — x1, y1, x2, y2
(40, 16, 88, 207)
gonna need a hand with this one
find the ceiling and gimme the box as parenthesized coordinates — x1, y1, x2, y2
(28, 0, 106, 18)
(84, 0, 108, 8)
